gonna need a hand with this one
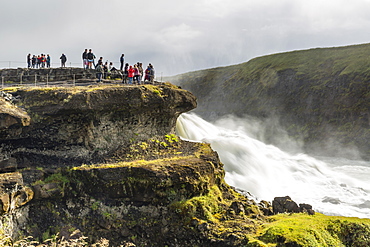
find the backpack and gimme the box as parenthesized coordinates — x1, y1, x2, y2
(87, 53, 94, 60)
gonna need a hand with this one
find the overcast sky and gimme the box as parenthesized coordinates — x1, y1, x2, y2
(1, 0, 370, 75)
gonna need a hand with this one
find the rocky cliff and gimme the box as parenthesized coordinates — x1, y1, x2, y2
(0, 83, 195, 167)
(0, 81, 369, 247)
(170, 43, 370, 159)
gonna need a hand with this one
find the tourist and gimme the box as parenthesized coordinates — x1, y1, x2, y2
(128, 65, 135, 84)
(120, 54, 125, 71)
(60, 54, 67, 67)
(37, 55, 41, 68)
(138, 62, 143, 83)
(133, 64, 140, 84)
(87, 49, 95, 69)
(144, 65, 151, 82)
(27, 54, 31, 69)
(103, 62, 109, 79)
(41, 54, 46, 68)
(96, 61, 104, 82)
(97, 57, 103, 66)
(109, 62, 117, 72)
(122, 63, 129, 84)
(32, 55, 37, 68)
(149, 63, 155, 83)
(82, 49, 88, 69)
(46, 54, 51, 68)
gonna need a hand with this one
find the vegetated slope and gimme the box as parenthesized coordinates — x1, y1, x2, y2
(171, 43, 370, 159)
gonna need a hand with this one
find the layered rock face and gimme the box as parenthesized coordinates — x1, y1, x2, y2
(0, 84, 196, 168)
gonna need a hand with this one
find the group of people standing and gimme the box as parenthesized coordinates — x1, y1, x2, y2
(122, 62, 155, 85)
(27, 53, 68, 68)
(27, 54, 51, 69)
(26, 50, 156, 83)
(90, 51, 155, 84)
(82, 49, 96, 69)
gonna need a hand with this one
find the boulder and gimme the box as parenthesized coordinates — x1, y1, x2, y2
(273, 196, 300, 214)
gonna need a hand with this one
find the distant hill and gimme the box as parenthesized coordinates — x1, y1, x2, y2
(170, 43, 370, 159)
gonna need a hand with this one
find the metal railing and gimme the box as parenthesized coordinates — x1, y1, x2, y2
(0, 72, 160, 88)
(0, 61, 88, 69)
(0, 70, 120, 88)
(0, 60, 130, 69)
(0, 61, 163, 82)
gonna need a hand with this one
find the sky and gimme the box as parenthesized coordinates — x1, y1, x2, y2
(1, 0, 370, 76)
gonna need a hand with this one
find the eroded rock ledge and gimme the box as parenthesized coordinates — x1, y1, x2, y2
(0, 83, 196, 168)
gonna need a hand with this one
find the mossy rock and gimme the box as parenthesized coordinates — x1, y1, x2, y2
(251, 213, 370, 246)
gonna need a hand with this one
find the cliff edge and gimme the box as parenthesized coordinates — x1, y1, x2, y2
(0, 82, 369, 246)
(0, 83, 196, 167)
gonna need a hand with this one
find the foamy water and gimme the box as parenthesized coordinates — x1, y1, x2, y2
(176, 113, 370, 218)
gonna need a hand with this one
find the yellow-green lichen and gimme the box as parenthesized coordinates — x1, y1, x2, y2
(252, 213, 370, 247)
(72, 156, 194, 171)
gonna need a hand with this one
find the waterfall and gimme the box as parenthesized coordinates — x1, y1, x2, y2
(176, 113, 370, 218)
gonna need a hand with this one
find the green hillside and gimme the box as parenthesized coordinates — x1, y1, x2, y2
(170, 43, 370, 159)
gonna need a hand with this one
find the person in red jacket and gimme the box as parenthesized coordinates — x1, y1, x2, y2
(128, 65, 135, 84)
(133, 64, 140, 84)
(144, 65, 151, 82)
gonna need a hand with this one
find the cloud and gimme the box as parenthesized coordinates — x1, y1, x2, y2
(157, 23, 202, 51)
(1, 0, 370, 75)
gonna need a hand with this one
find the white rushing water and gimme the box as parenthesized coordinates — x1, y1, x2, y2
(176, 113, 370, 218)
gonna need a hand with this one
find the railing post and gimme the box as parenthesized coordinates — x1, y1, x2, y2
(73, 74, 76, 86)
(46, 74, 49, 87)
(20, 75, 22, 85)
(35, 74, 37, 87)
(1, 77, 4, 88)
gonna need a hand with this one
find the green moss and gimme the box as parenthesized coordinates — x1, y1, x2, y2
(252, 213, 370, 247)
(91, 201, 100, 211)
(142, 85, 164, 97)
(32, 172, 70, 186)
(171, 185, 226, 222)
(44, 173, 70, 184)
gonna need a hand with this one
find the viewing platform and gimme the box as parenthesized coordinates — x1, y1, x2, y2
(0, 67, 132, 87)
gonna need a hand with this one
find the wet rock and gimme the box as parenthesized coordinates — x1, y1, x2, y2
(272, 196, 315, 215)
(299, 203, 315, 215)
(259, 200, 273, 216)
(272, 196, 301, 214)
